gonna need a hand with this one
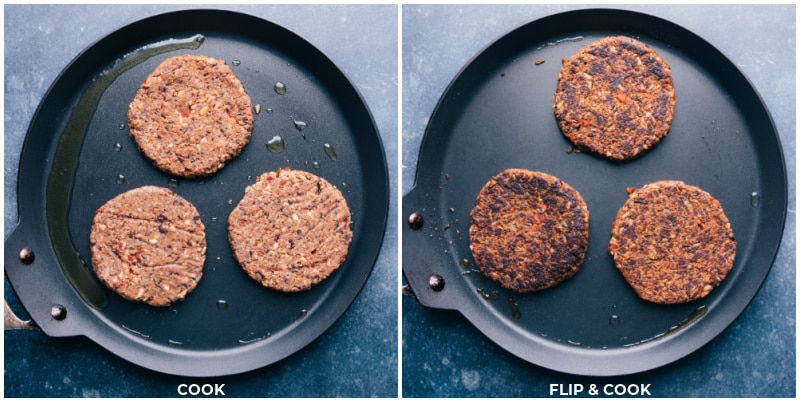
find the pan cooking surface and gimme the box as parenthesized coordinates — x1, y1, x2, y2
(403, 9, 786, 376)
(6, 10, 388, 376)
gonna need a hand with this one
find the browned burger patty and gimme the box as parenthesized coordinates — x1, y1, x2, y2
(228, 169, 353, 292)
(553, 36, 676, 161)
(90, 186, 206, 307)
(128, 54, 253, 178)
(609, 181, 736, 304)
(469, 169, 590, 292)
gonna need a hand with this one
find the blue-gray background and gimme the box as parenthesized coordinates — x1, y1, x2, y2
(402, 4, 795, 398)
(4, 4, 398, 397)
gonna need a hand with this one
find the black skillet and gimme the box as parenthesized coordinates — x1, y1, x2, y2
(402, 9, 786, 376)
(4, 9, 388, 377)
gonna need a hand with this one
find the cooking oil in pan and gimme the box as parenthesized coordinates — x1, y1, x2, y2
(750, 192, 761, 207)
(46, 34, 205, 310)
(293, 119, 307, 131)
(274, 81, 287, 95)
(507, 296, 521, 320)
(323, 143, 337, 160)
(266, 136, 285, 153)
(623, 305, 707, 348)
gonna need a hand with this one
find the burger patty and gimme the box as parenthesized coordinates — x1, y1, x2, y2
(128, 54, 253, 178)
(469, 169, 590, 292)
(553, 36, 676, 161)
(90, 186, 206, 307)
(609, 181, 736, 304)
(228, 169, 353, 292)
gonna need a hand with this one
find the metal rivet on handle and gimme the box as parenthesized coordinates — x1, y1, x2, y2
(51, 305, 67, 321)
(408, 213, 424, 230)
(19, 248, 35, 265)
(428, 274, 445, 291)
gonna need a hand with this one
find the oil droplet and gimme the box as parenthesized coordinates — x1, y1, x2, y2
(118, 123, 126, 130)
(115, 174, 125, 184)
(750, 192, 761, 207)
(216, 300, 228, 310)
(323, 143, 337, 160)
(459, 258, 469, 267)
(507, 296, 521, 319)
(312, 161, 320, 169)
(122, 325, 150, 339)
(295, 309, 308, 321)
(231, 60, 241, 66)
(168, 178, 179, 187)
(274, 81, 286, 95)
(266, 108, 273, 114)
(266, 136, 285, 153)
(293, 119, 307, 131)
(237, 337, 263, 345)
(609, 315, 621, 325)
(211, 216, 218, 222)
(477, 288, 499, 300)
(254, 104, 261, 114)
(168, 339, 183, 347)
(113, 143, 122, 152)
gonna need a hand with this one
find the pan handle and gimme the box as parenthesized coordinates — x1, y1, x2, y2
(402, 186, 474, 311)
(4, 299, 37, 330)
(4, 222, 90, 338)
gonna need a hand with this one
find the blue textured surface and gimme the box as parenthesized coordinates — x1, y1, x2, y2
(402, 4, 795, 397)
(4, 4, 398, 397)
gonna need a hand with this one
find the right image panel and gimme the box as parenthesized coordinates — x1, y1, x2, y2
(401, 4, 795, 397)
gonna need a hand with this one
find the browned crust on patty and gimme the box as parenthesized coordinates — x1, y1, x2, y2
(554, 36, 676, 161)
(90, 186, 206, 307)
(609, 181, 736, 304)
(128, 54, 253, 178)
(469, 169, 590, 292)
(228, 169, 353, 292)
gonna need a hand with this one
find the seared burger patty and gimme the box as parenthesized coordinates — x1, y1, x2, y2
(554, 36, 676, 161)
(469, 169, 590, 292)
(609, 181, 736, 304)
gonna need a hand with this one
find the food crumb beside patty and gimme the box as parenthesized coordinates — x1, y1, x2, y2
(228, 169, 353, 292)
(553, 36, 676, 161)
(609, 181, 736, 304)
(128, 54, 253, 178)
(90, 186, 206, 307)
(469, 169, 590, 292)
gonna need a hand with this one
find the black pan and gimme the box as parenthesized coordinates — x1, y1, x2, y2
(402, 8, 786, 376)
(4, 9, 388, 377)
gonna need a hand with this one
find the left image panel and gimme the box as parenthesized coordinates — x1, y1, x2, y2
(4, 4, 398, 397)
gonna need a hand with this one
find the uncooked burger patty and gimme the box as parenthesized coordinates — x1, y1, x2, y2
(90, 186, 206, 307)
(553, 36, 676, 161)
(128, 54, 253, 178)
(609, 181, 736, 304)
(228, 169, 353, 292)
(469, 169, 590, 292)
